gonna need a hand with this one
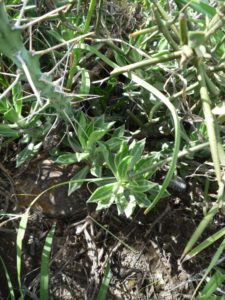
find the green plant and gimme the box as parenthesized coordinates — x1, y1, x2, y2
(88, 138, 168, 216)
(54, 111, 124, 193)
(96, 262, 112, 300)
(198, 267, 225, 299)
(0, 1, 93, 163)
(1, 1, 225, 298)
(0, 256, 15, 300)
(40, 224, 56, 300)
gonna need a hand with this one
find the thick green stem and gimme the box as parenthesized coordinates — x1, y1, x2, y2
(110, 51, 182, 76)
(179, 13, 188, 45)
(153, 6, 179, 51)
(153, 0, 180, 41)
(0, 2, 74, 120)
(205, 4, 225, 40)
(130, 26, 158, 38)
(197, 59, 222, 183)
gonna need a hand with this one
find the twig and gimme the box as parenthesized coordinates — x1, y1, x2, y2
(14, 4, 69, 30)
(34, 32, 95, 56)
(14, 0, 28, 27)
(0, 73, 21, 101)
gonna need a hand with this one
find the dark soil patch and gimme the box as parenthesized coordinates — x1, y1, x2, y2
(0, 158, 220, 299)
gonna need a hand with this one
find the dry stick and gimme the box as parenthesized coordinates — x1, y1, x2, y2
(89, 216, 138, 253)
(0, 73, 21, 101)
(14, 0, 28, 27)
(34, 32, 95, 56)
(15, 4, 69, 30)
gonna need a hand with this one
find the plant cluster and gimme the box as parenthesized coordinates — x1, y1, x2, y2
(0, 0, 225, 299)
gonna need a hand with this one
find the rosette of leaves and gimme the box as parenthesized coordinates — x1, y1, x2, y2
(88, 139, 168, 217)
(55, 112, 125, 194)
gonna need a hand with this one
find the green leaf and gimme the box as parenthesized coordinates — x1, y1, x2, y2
(76, 152, 89, 162)
(4, 107, 19, 123)
(0, 97, 10, 113)
(133, 154, 158, 177)
(0, 124, 19, 137)
(124, 193, 137, 217)
(98, 142, 116, 175)
(88, 183, 116, 203)
(186, 227, 225, 261)
(68, 165, 90, 195)
(67, 134, 82, 152)
(111, 125, 125, 138)
(114, 142, 129, 169)
(179, 0, 216, 17)
(48, 29, 65, 43)
(193, 237, 225, 298)
(93, 115, 105, 129)
(40, 224, 56, 300)
(115, 193, 128, 215)
(90, 163, 102, 177)
(87, 129, 108, 146)
(12, 82, 22, 115)
(105, 121, 115, 131)
(79, 68, 90, 94)
(17, 211, 29, 297)
(77, 112, 88, 148)
(55, 153, 78, 164)
(129, 139, 146, 169)
(105, 137, 125, 150)
(0, 256, 15, 300)
(132, 192, 151, 207)
(86, 120, 95, 137)
(148, 185, 169, 201)
(199, 268, 225, 299)
(117, 156, 133, 181)
(16, 142, 42, 167)
(128, 179, 157, 193)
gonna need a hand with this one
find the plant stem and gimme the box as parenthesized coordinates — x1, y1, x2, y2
(153, 1, 180, 41)
(197, 59, 222, 184)
(153, 5, 179, 51)
(110, 51, 182, 76)
(0, 2, 75, 120)
(179, 13, 188, 45)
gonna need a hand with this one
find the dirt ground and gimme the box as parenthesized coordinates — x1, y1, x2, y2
(1, 157, 220, 300)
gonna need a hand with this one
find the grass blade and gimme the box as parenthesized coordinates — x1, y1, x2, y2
(192, 237, 225, 299)
(0, 256, 15, 300)
(198, 267, 225, 299)
(184, 227, 225, 261)
(40, 224, 56, 300)
(16, 211, 29, 299)
(96, 262, 112, 300)
(182, 204, 218, 259)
